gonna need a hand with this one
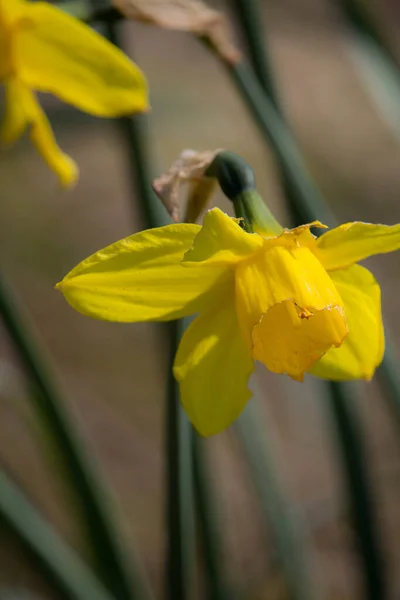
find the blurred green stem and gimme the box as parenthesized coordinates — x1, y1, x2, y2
(221, 3, 390, 597)
(340, 0, 398, 64)
(0, 470, 115, 600)
(326, 384, 388, 599)
(235, 400, 317, 600)
(226, 59, 335, 225)
(104, 21, 196, 600)
(227, 56, 390, 597)
(229, 0, 280, 108)
(192, 433, 228, 600)
(0, 273, 152, 600)
(165, 319, 196, 600)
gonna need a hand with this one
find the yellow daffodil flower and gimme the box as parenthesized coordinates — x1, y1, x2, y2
(0, 0, 148, 186)
(57, 208, 400, 435)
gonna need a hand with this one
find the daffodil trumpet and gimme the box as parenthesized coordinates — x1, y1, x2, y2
(0, 0, 148, 186)
(57, 153, 399, 435)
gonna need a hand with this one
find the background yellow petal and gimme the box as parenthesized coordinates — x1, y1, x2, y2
(315, 221, 400, 271)
(173, 290, 254, 436)
(183, 207, 263, 266)
(0, 79, 28, 143)
(0, 0, 27, 25)
(58, 224, 229, 322)
(310, 264, 384, 380)
(1, 78, 77, 186)
(16, 1, 148, 117)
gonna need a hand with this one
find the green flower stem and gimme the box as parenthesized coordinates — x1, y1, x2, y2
(0, 470, 115, 600)
(205, 151, 282, 235)
(326, 383, 388, 600)
(233, 190, 282, 235)
(227, 0, 311, 227)
(113, 111, 169, 228)
(226, 44, 400, 436)
(104, 21, 196, 600)
(229, 0, 281, 109)
(165, 319, 196, 600)
(235, 401, 317, 600)
(225, 59, 335, 227)
(218, 5, 390, 596)
(340, 1, 400, 148)
(340, 0, 398, 65)
(224, 167, 318, 598)
(230, 61, 388, 596)
(377, 346, 400, 432)
(192, 433, 228, 600)
(0, 274, 152, 600)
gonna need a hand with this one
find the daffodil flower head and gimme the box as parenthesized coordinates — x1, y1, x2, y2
(57, 196, 400, 436)
(0, 0, 148, 186)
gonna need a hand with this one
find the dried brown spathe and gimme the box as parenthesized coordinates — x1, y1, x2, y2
(152, 149, 222, 223)
(113, 0, 240, 64)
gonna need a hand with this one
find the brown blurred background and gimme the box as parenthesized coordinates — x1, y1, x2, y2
(1, 0, 400, 598)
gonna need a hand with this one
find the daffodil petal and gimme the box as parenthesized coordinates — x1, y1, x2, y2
(1, 78, 77, 186)
(16, 1, 148, 117)
(235, 244, 347, 379)
(310, 265, 384, 380)
(263, 221, 327, 246)
(315, 222, 400, 271)
(183, 207, 263, 266)
(173, 288, 254, 436)
(0, 0, 26, 25)
(0, 79, 28, 143)
(57, 224, 229, 323)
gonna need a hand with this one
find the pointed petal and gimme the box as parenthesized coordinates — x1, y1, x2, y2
(310, 265, 384, 380)
(174, 288, 254, 436)
(182, 208, 263, 266)
(235, 244, 347, 380)
(16, 1, 148, 117)
(1, 79, 77, 186)
(0, 79, 28, 143)
(315, 221, 400, 271)
(57, 224, 229, 323)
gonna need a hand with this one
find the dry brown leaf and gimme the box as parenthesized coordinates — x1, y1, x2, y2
(113, 0, 241, 64)
(152, 148, 221, 223)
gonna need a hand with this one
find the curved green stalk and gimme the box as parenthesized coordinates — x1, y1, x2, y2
(235, 401, 316, 600)
(192, 433, 228, 600)
(226, 59, 335, 226)
(205, 148, 318, 599)
(104, 21, 196, 600)
(219, 3, 391, 595)
(340, 0, 400, 145)
(164, 319, 195, 600)
(0, 470, 115, 600)
(0, 274, 152, 600)
(340, 0, 398, 64)
(326, 383, 388, 599)
(229, 0, 281, 109)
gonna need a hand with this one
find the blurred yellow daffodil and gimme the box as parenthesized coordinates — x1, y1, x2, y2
(0, 0, 148, 186)
(57, 208, 400, 435)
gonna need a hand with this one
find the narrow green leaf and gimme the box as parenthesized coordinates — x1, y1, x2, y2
(326, 383, 388, 600)
(192, 433, 228, 600)
(217, 4, 392, 597)
(0, 275, 152, 600)
(103, 22, 196, 600)
(235, 399, 317, 600)
(165, 321, 195, 600)
(0, 470, 115, 600)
